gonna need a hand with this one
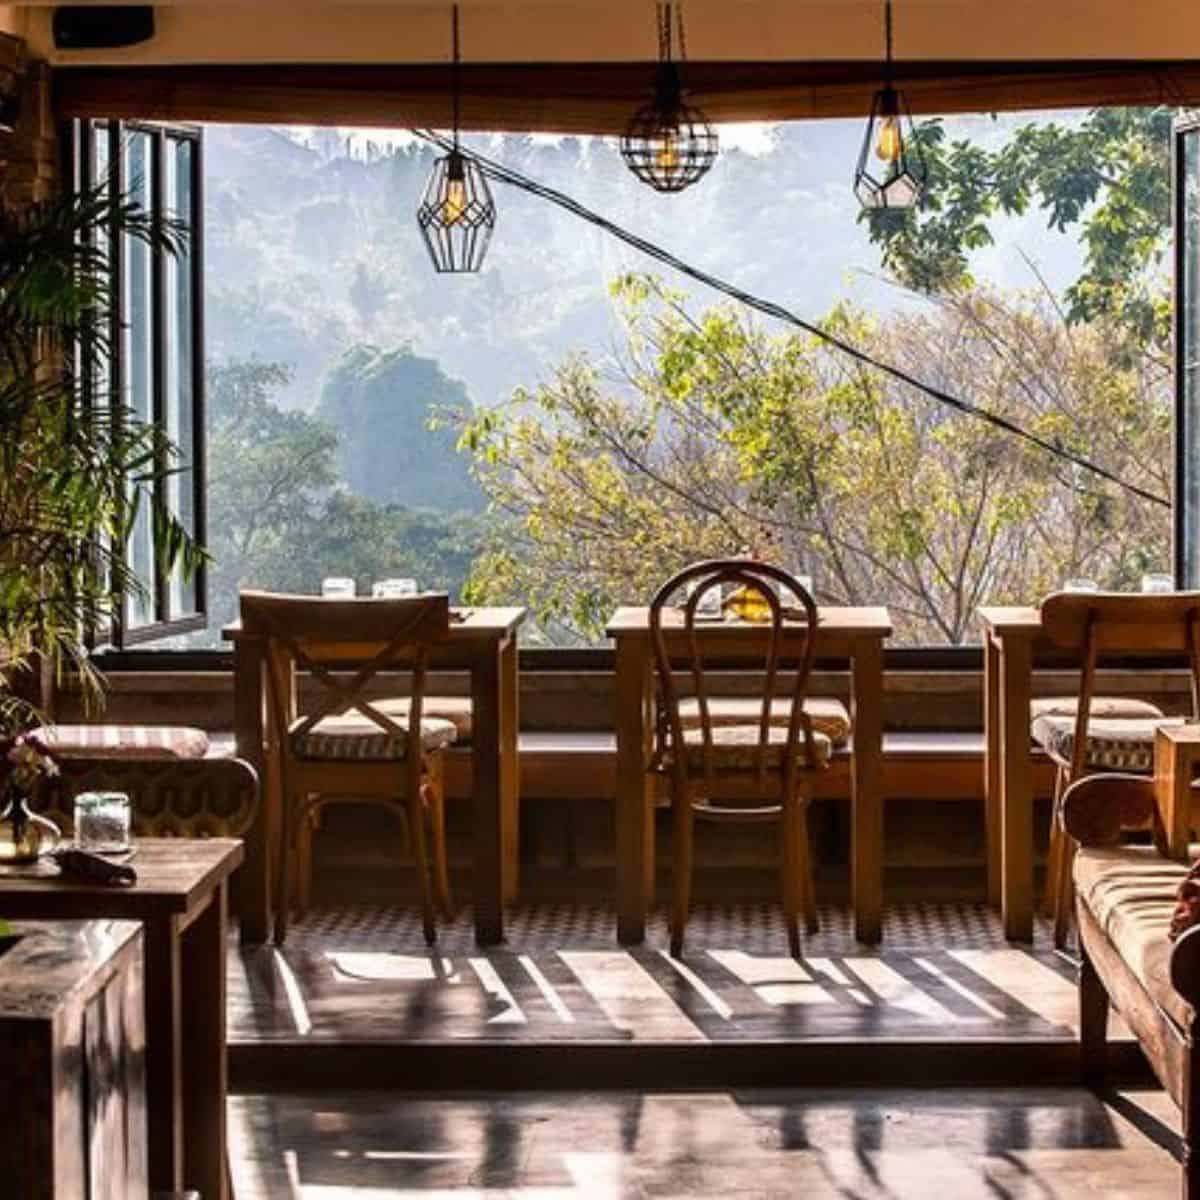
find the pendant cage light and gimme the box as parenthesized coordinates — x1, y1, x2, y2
(854, 0, 926, 211)
(417, 5, 496, 273)
(620, 2, 717, 193)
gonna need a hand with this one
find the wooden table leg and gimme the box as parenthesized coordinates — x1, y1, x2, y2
(998, 633, 1034, 942)
(615, 636, 654, 945)
(181, 882, 230, 1200)
(142, 914, 184, 1195)
(984, 633, 1002, 908)
(850, 636, 885, 945)
(471, 641, 508, 945)
(233, 637, 272, 945)
(499, 634, 520, 905)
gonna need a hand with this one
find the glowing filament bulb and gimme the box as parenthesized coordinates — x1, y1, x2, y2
(656, 130, 680, 173)
(443, 175, 467, 226)
(875, 115, 903, 164)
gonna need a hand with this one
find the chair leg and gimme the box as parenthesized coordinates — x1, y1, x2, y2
(294, 802, 315, 919)
(780, 799, 801, 959)
(1043, 766, 1066, 918)
(1054, 834, 1077, 950)
(426, 771, 454, 921)
(1079, 940, 1108, 1090)
(669, 787, 694, 959)
(274, 786, 294, 946)
(406, 780, 437, 946)
(796, 799, 819, 936)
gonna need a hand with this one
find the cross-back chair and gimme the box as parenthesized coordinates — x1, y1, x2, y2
(649, 559, 829, 958)
(1038, 591, 1200, 948)
(239, 590, 456, 945)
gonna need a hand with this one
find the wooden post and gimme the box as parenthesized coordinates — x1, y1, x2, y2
(983, 632, 1002, 907)
(998, 633, 1034, 942)
(850, 636, 885, 945)
(615, 635, 654, 945)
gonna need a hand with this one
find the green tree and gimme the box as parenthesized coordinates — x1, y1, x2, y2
(864, 107, 1175, 362)
(318, 344, 482, 512)
(455, 276, 1169, 645)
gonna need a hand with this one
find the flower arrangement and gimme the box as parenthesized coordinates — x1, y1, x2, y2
(2, 733, 59, 796)
(0, 733, 61, 863)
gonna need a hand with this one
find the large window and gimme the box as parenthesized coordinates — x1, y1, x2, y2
(73, 119, 206, 645)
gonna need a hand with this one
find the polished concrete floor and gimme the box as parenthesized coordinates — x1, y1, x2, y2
(228, 1087, 1182, 1198)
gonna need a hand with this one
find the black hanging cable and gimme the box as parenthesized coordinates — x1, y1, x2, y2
(412, 128, 1169, 509)
(451, 3, 461, 150)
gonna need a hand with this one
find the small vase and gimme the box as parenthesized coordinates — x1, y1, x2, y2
(0, 793, 61, 864)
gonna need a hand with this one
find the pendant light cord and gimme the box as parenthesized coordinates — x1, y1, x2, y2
(451, 3, 461, 150)
(413, 127, 1167, 509)
(884, 0, 894, 85)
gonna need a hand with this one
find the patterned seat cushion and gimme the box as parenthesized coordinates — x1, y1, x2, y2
(1030, 696, 1165, 721)
(678, 697, 851, 746)
(1030, 713, 1184, 773)
(375, 696, 473, 743)
(31, 724, 210, 760)
(674, 724, 832, 771)
(290, 711, 457, 761)
(1074, 845, 1194, 1030)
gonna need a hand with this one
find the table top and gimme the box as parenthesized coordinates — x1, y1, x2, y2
(224, 605, 526, 644)
(977, 605, 1042, 634)
(1157, 722, 1200, 745)
(0, 838, 243, 918)
(606, 605, 892, 639)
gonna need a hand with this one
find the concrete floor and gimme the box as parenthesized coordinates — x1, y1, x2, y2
(228, 1087, 1182, 1198)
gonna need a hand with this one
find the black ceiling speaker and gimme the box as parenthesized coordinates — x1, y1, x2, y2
(53, 6, 155, 50)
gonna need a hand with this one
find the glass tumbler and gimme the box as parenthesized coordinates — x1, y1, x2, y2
(74, 791, 132, 855)
(321, 577, 356, 598)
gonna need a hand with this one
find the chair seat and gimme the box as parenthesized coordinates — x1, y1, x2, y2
(290, 713, 457, 761)
(1031, 712, 1183, 773)
(1030, 696, 1165, 721)
(31, 724, 210, 760)
(375, 696, 473, 743)
(671, 724, 832, 771)
(677, 697, 851, 746)
(1074, 845, 1194, 1030)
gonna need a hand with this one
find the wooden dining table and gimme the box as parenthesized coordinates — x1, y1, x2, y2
(224, 605, 525, 946)
(606, 604, 893, 945)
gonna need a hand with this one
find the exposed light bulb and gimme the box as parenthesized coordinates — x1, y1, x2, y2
(875, 115, 902, 164)
(442, 176, 467, 226)
(655, 130, 680, 173)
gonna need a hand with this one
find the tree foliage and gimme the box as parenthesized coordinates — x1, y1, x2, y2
(454, 276, 1170, 645)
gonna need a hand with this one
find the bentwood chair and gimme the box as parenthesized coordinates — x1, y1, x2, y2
(240, 590, 456, 945)
(1035, 591, 1200, 948)
(649, 559, 830, 958)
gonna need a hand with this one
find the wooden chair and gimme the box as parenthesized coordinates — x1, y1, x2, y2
(239, 590, 456, 945)
(649, 559, 830, 958)
(1037, 591, 1200, 949)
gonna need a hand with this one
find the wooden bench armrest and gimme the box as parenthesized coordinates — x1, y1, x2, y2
(1171, 923, 1200, 1013)
(1060, 774, 1156, 847)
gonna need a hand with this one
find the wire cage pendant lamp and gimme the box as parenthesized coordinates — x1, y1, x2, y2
(620, 2, 717, 193)
(417, 5, 496, 273)
(854, 0, 926, 211)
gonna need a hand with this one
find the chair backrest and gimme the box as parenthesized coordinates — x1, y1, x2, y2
(648, 559, 820, 787)
(239, 590, 451, 764)
(1040, 591, 1200, 779)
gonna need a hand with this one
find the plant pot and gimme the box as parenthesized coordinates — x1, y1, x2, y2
(0, 794, 61, 864)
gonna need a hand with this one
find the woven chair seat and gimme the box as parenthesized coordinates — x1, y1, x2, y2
(668, 723, 832, 771)
(1031, 712, 1184, 774)
(375, 696, 473, 743)
(678, 696, 850, 745)
(290, 713, 457, 761)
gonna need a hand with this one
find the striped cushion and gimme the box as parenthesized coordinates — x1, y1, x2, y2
(31, 724, 210, 760)
(1031, 714, 1184, 773)
(675, 724, 832, 771)
(1030, 696, 1165, 721)
(290, 712, 457, 761)
(375, 696, 473, 743)
(678, 697, 851, 746)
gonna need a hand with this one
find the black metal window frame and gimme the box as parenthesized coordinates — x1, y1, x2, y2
(71, 117, 208, 647)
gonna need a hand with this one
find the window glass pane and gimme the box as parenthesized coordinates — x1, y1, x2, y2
(1180, 126, 1200, 586)
(165, 135, 197, 617)
(123, 129, 156, 629)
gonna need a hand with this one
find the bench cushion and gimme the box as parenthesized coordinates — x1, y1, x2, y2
(1031, 711, 1181, 774)
(375, 696, 472, 743)
(1074, 845, 1193, 1029)
(678, 697, 851, 746)
(290, 713, 457, 760)
(31, 724, 210, 760)
(1029, 696, 1165, 721)
(674, 724, 833, 771)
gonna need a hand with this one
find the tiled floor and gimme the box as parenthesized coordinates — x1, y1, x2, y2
(230, 901, 1090, 1046)
(228, 1087, 1182, 1198)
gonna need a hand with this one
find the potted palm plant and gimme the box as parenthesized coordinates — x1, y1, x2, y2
(0, 176, 205, 730)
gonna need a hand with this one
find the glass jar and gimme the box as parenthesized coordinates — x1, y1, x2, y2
(74, 791, 132, 855)
(0, 794, 61, 864)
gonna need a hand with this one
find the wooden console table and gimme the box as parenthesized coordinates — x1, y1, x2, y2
(0, 838, 242, 1200)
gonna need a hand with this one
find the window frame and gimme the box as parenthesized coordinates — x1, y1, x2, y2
(72, 117, 208, 646)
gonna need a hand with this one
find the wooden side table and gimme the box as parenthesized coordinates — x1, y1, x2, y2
(1155, 723, 1200, 860)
